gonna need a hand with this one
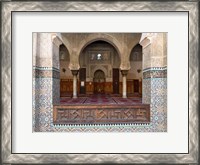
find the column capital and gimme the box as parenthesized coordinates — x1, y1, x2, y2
(121, 70, 129, 76)
(71, 70, 79, 76)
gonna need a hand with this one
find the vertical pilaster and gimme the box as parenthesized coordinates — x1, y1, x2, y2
(140, 33, 167, 132)
(33, 33, 62, 132)
(52, 35, 62, 104)
(33, 33, 53, 132)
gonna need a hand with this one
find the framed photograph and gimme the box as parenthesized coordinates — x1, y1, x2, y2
(1, 0, 199, 164)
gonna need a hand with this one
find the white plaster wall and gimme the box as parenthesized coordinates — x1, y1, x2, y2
(60, 61, 72, 79)
(127, 61, 142, 80)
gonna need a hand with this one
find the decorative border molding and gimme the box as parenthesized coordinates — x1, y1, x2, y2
(143, 70, 167, 79)
(143, 66, 167, 72)
(33, 66, 60, 72)
(54, 123, 150, 127)
(33, 67, 60, 79)
(143, 67, 167, 79)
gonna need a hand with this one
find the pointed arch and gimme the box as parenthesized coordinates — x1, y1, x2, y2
(77, 33, 122, 63)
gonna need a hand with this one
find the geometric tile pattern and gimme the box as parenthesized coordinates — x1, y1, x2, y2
(33, 66, 60, 132)
(142, 66, 167, 132)
(53, 78, 60, 104)
(33, 78, 53, 132)
(150, 78, 167, 131)
(142, 67, 167, 131)
(142, 78, 151, 104)
(142, 77, 167, 132)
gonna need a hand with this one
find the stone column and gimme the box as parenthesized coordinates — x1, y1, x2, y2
(71, 70, 79, 98)
(140, 33, 167, 132)
(121, 70, 128, 98)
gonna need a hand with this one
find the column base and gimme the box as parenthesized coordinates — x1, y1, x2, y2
(72, 95, 78, 99)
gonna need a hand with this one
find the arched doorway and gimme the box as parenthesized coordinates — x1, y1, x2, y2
(79, 40, 120, 95)
(93, 70, 105, 93)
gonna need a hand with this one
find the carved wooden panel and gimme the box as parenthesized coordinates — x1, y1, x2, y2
(113, 68, 119, 94)
(60, 79, 73, 96)
(86, 82, 94, 94)
(53, 105, 150, 125)
(104, 82, 112, 94)
(94, 82, 105, 93)
(127, 80, 133, 94)
(85, 82, 112, 94)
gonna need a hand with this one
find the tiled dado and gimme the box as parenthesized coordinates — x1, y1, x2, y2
(33, 66, 60, 79)
(32, 65, 167, 132)
(143, 67, 167, 79)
